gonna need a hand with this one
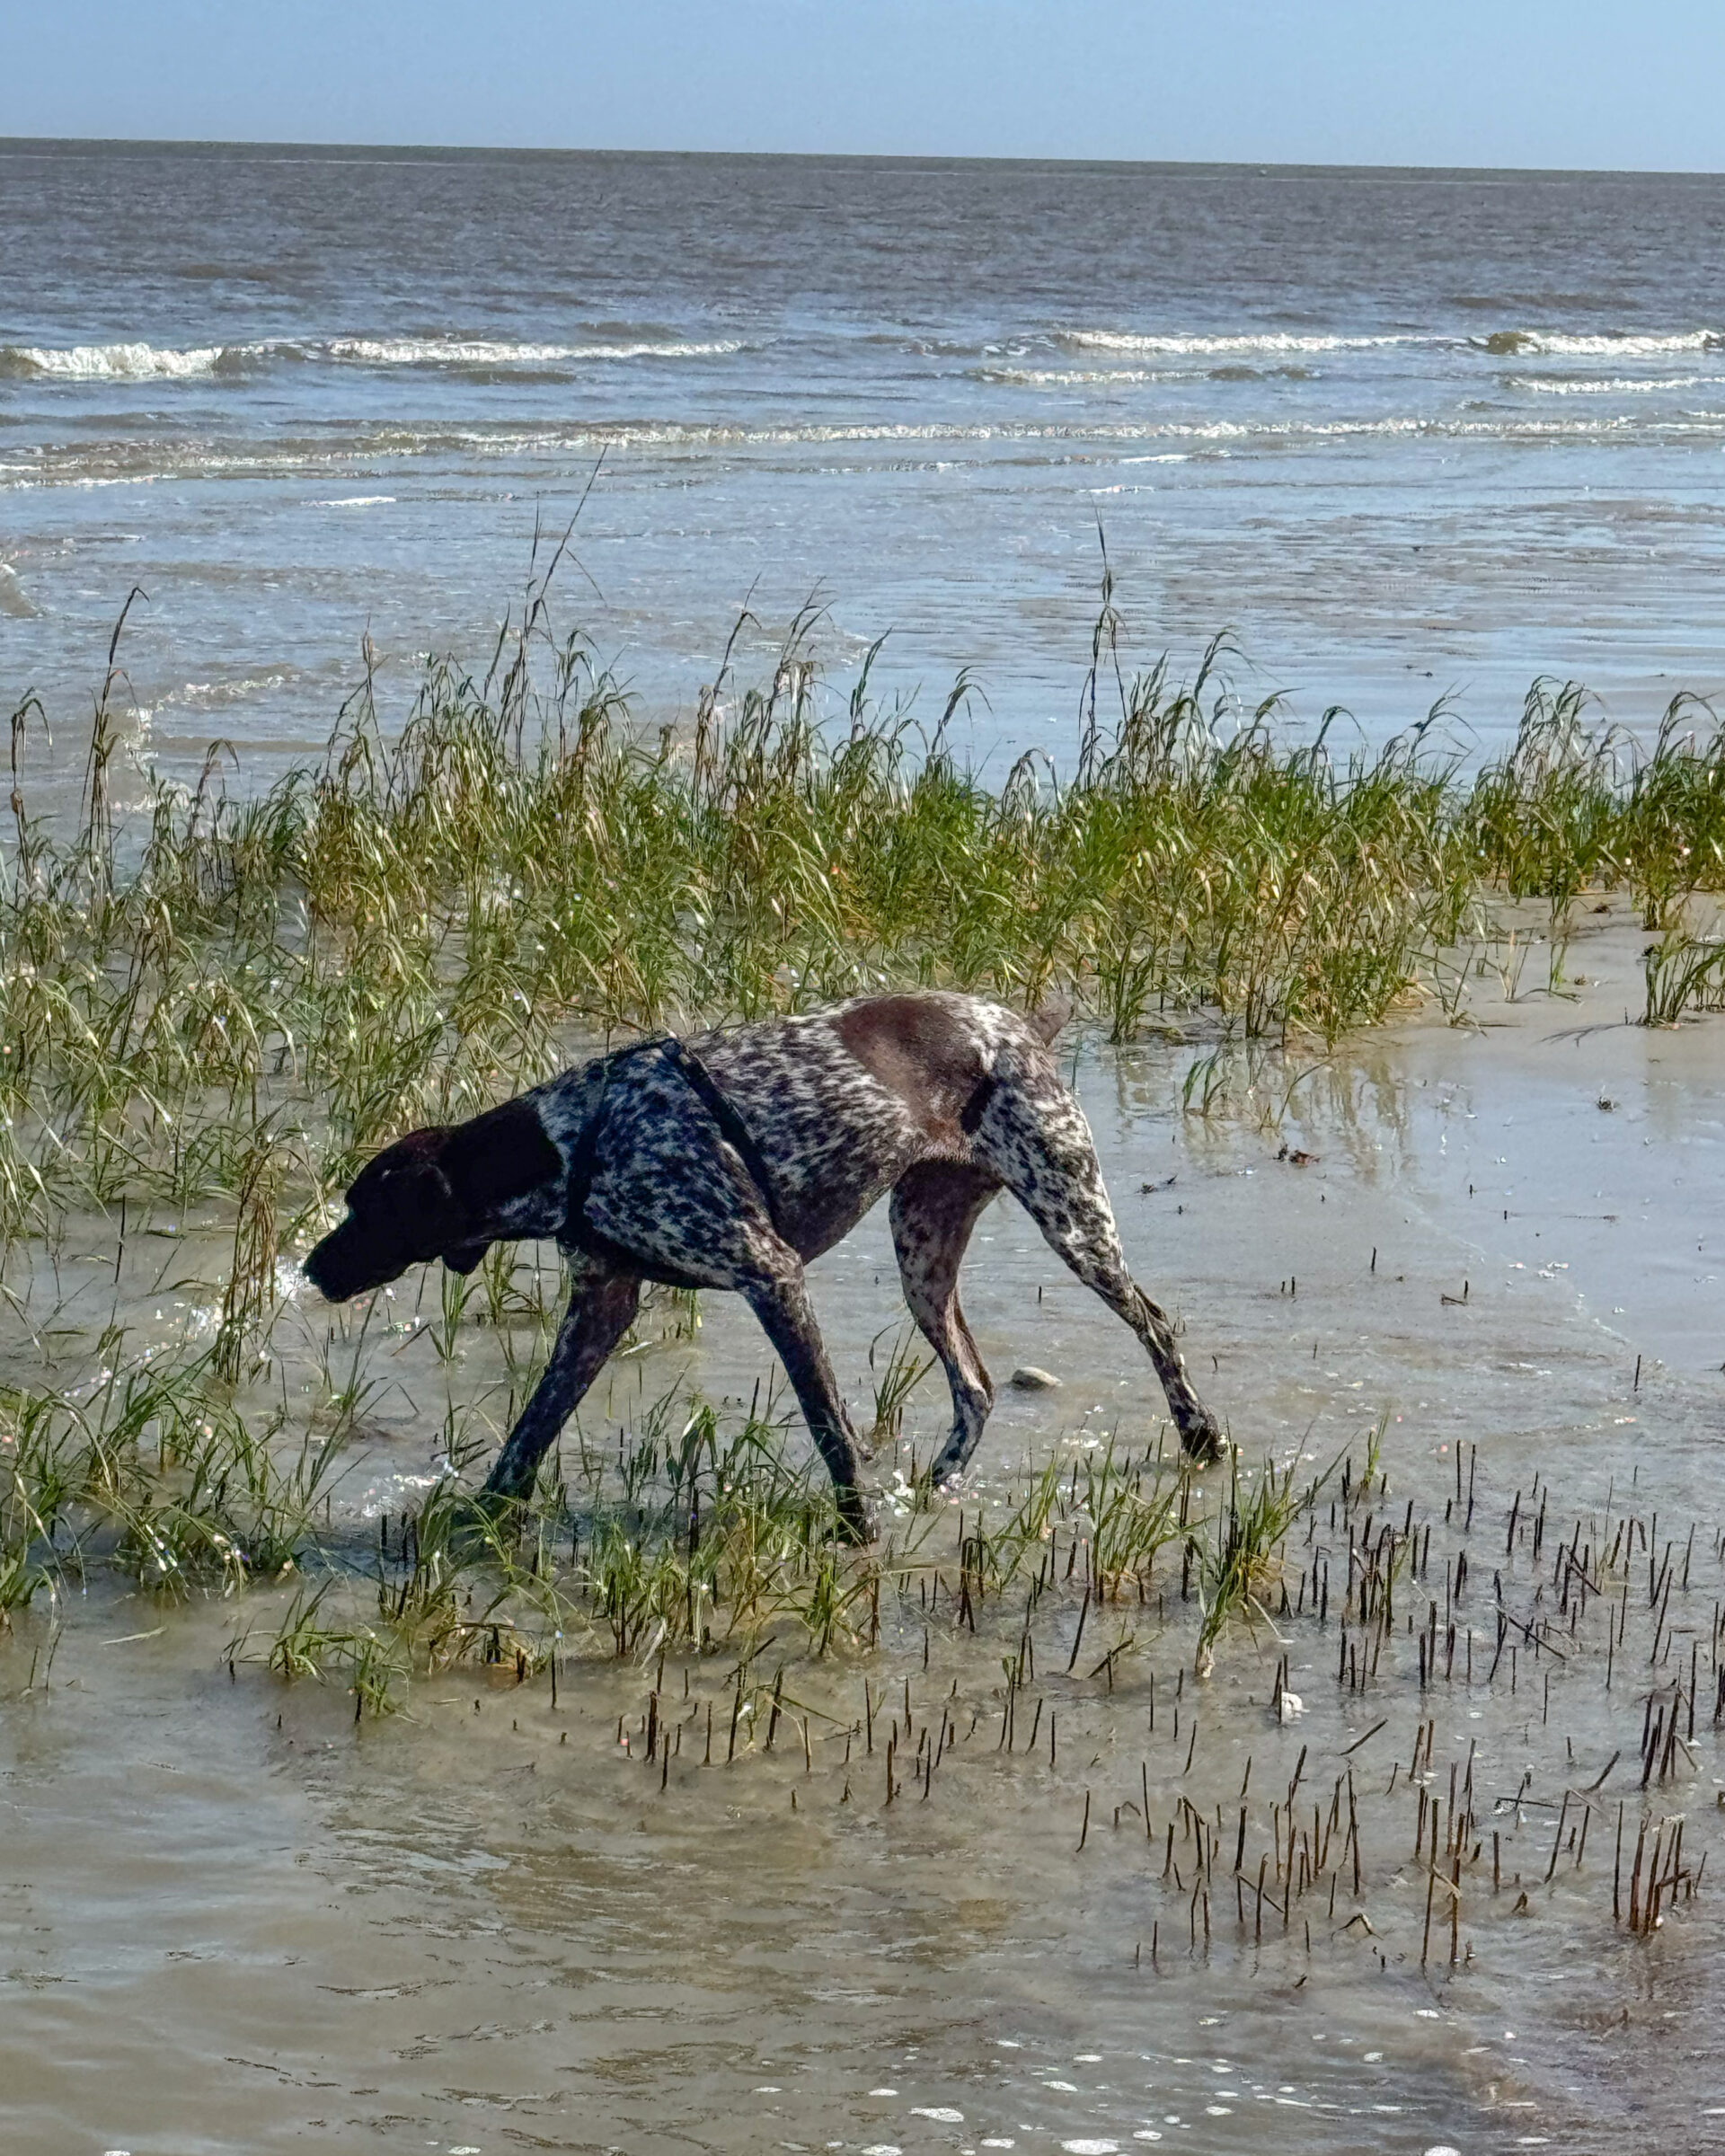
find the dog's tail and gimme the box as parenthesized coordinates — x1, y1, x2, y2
(1025, 989, 1072, 1047)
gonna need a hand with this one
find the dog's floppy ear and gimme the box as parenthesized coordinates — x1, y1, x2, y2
(441, 1099, 562, 1218)
(442, 1240, 490, 1277)
(362, 1147, 461, 1246)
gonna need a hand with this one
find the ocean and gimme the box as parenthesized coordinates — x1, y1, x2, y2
(5, 140, 1725, 782)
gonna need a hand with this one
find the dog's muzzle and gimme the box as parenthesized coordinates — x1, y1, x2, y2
(303, 1219, 404, 1303)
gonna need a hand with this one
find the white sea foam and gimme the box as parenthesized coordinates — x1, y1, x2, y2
(978, 366, 1177, 387)
(163, 672, 293, 711)
(981, 361, 1313, 388)
(0, 340, 242, 379)
(1475, 328, 1723, 357)
(0, 333, 742, 382)
(1057, 330, 1427, 356)
(321, 336, 743, 366)
(1508, 374, 1718, 395)
(1066, 324, 1725, 367)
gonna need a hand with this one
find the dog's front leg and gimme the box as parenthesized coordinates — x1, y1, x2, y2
(482, 1268, 642, 1507)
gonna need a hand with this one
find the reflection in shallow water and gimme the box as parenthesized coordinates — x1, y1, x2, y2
(6, 932, 1725, 2153)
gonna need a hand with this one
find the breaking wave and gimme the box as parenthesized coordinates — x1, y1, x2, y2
(974, 366, 1181, 387)
(1508, 374, 1719, 395)
(320, 336, 744, 367)
(0, 340, 247, 380)
(1057, 330, 1429, 357)
(1060, 325, 1725, 367)
(1474, 329, 1725, 358)
(0, 334, 746, 382)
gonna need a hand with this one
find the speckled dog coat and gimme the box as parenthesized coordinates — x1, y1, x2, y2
(304, 991, 1223, 1536)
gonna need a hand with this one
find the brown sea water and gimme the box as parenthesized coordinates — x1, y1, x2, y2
(5, 915, 1725, 2155)
(8, 145, 1725, 789)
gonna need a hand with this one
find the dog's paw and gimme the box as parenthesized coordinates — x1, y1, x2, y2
(928, 1452, 969, 1496)
(1179, 1413, 1231, 1466)
(835, 1489, 879, 1545)
(442, 1489, 519, 1562)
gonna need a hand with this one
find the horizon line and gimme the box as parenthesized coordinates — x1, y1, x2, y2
(1, 133, 1720, 182)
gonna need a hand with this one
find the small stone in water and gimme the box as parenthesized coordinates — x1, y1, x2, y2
(1010, 1365, 1061, 1390)
(1277, 1691, 1305, 1720)
(912, 2110, 966, 2125)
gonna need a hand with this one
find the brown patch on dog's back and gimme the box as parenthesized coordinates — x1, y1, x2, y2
(834, 995, 987, 1149)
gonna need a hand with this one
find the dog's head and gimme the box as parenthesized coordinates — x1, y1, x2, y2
(304, 1100, 562, 1303)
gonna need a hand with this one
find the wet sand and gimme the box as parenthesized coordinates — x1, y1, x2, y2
(6, 918, 1725, 2155)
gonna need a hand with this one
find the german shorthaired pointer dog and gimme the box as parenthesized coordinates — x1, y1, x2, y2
(305, 991, 1224, 1538)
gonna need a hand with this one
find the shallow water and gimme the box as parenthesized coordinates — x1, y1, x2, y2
(6, 929, 1725, 2153)
(8, 146, 1725, 791)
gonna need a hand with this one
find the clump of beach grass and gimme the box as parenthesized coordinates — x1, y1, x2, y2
(0, 1339, 351, 1608)
(1191, 1445, 1339, 1677)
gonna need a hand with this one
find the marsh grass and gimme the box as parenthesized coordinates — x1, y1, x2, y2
(236, 1407, 1326, 1716)
(868, 1323, 934, 1442)
(2, 1258, 1335, 1718)
(0, 1341, 351, 1606)
(8, 579, 1725, 1696)
(1192, 1445, 1340, 1677)
(1642, 929, 1725, 1024)
(7, 585, 1725, 1272)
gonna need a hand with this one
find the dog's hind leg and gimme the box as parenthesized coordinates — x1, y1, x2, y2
(889, 1162, 1002, 1484)
(739, 1256, 874, 1542)
(969, 1057, 1225, 1462)
(482, 1268, 642, 1506)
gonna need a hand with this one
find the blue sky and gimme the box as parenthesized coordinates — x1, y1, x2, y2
(4, 0, 1723, 170)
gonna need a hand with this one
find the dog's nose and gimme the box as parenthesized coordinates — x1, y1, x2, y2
(301, 1237, 344, 1300)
